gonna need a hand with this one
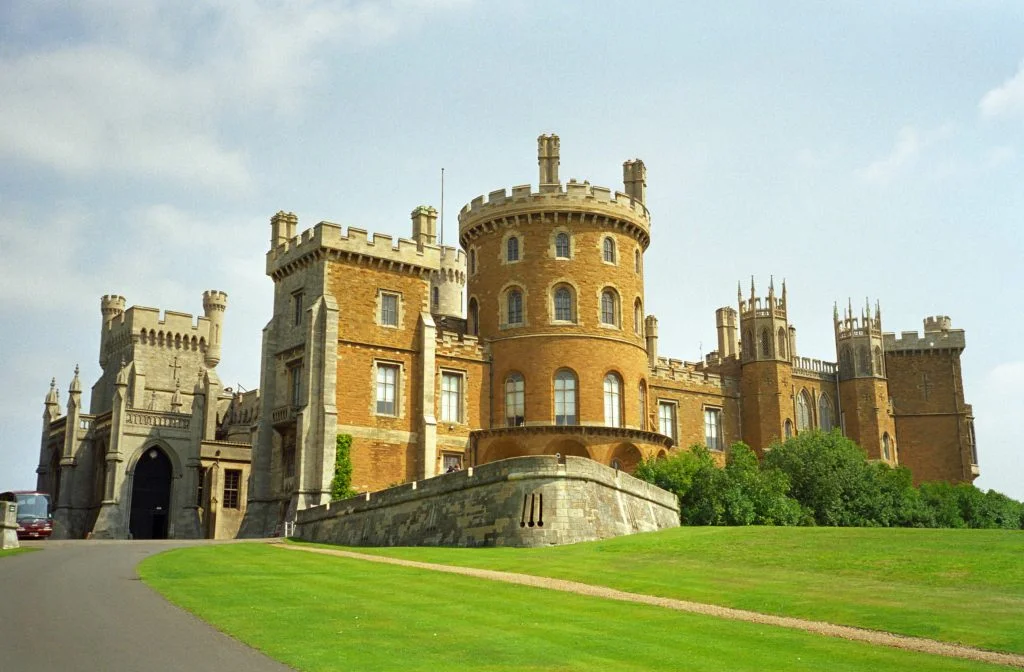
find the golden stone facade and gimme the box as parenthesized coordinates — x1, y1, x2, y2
(239, 134, 979, 536)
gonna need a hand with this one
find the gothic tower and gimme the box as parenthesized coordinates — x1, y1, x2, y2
(738, 277, 794, 452)
(834, 299, 897, 464)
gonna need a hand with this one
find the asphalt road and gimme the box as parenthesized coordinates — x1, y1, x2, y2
(0, 540, 294, 672)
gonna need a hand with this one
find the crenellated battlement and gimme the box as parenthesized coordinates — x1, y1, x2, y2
(436, 246, 467, 281)
(883, 325, 966, 353)
(651, 356, 736, 392)
(924, 315, 953, 333)
(267, 218, 450, 280)
(457, 180, 651, 248)
(835, 298, 882, 341)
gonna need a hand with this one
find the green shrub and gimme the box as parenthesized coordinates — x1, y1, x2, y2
(330, 434, 356, 501)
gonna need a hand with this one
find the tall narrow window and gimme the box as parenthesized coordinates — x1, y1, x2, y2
(819, 394, 834, 432)
(882, 433, 892, 460)
(380, 292, 398, 327)
(639, 381, 647, 430)
(600, 289, 618, 326)
(634, 299, 642, 335)
(292, 291, 303, 326)
(554, 369, 577, 425)
(468, 298, 479, 336)
(796, 390, 812, 431)
(288, 363, 302, 407)
(704, 408, 722, 450)
(440, 372, 463, 423)
(603, 372, 622, 427)
(223, 469, 241, 509)
(432, 286, 439, 309)
(634, 249, 641, 273)
(777, 327, 788, 359)
(555, 232, 570, 258)
(554, 287, 573, 322)
(603, 237, 616, 263)
(505, 373, 525, 426)
(507, 236, 520, 262)
(658, 402, 677, 440)
(375, 364, 398, 415)
(760, 329, 772, 357)
(507, 289, 523, 326)
(469, 248, 476, 275)
(784, 419, 794, 439)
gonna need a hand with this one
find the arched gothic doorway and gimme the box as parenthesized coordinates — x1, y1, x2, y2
(129, 446, 172, 539)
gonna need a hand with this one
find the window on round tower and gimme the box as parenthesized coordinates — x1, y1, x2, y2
(634, 249, 641, 273)
(553, 286, 574, 322)
(603, 237, 616, 264)
(603, 372, 623, 428)
(555, 233, 570, 259)
(600, 289, 619, 327)
(469, 248, 476, 275)
(760, 329, 772, 358)
(506, 289, 524, 326)
(507, 236, 520, 262)
(634, 299, 643, 335)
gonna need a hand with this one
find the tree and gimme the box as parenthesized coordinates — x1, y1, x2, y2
(330, 434, 356, 501)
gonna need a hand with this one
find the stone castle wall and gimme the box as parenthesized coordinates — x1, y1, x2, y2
(294, 455, 679, 547)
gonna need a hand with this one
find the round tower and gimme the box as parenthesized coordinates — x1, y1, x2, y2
(459, 134, 669, 468)
(432, 247, 467, 319)
(99, 294, 126, 367)
(202, 290, 228, 368)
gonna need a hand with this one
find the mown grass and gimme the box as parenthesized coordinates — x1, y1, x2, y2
(321, 526, 1024, 654)
(0, 547, 37, 558)
(140, 543, 1010, 672)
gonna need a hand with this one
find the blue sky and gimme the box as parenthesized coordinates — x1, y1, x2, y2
(1, 1, 1021, 499)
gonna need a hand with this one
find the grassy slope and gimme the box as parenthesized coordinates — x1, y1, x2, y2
(140, 544, 1008, 672)
(336, 527, 1024, 654)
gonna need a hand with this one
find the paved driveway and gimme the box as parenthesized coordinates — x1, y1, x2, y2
(0, 540, 293, 672)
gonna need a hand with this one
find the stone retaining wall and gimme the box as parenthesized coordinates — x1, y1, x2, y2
(294, 455, 679, 547)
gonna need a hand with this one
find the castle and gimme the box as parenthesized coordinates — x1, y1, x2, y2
(39, 134, 979, 540)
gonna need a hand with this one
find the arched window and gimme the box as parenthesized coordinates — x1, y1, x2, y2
(796, 390, 812, 431)
(634, 249, 641, 273)
(505, 373, 525, 426)
(784, 419, 794, 439)
(873, 346, 883, 376)
(506, 289, 523, 326)
(431, 286, 439, 308)
(600, 289, 619, 326)
(858, 345, 870, 376)
(639, 380, 648, 430)
(554, 369, 577, 425)
(506, 236, 520, 262)
(469, 248, 476, 275)
(468, 298, 479, 336)
(882, 433, 892, 461)
(555, 232, 570, 259)
(553, 286, 574, 322)
(760, 329, 772, 358)
(603, 237, 616, 263)
(819, 393, 834, 432)
(633, 299, 643, 335)
(744, 329, 754, 359)
(603, 372, 623, 427)
(840, 346, 853, 378)
(777, 327, 788, 359)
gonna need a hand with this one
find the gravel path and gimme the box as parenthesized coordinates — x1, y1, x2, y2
(280, 543, 1024, 669)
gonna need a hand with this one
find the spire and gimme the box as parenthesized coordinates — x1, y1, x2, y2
(737, 281, 742, 304)
(749, 275, 756, 301)
(45, 378, 59, 406)
(781, 278, 788, 305)
(833, 302, 839, 322)
(69, 364, 82, 394)
(875, 300, 882, 322)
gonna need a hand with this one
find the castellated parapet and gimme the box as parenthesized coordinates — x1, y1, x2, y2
(458, 181, 652, 250)
(884, 316, 966, 353)
(100, 297, 214, 368)
(651, 356, 738, 394)
(431, 245, 467, 318)
(267, 215, 451, 281)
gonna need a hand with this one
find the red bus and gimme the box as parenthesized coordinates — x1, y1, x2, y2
(0, 491, 53, 539)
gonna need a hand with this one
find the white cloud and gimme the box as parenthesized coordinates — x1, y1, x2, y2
(856, 124, 953, 186)
(979, 60, 1024, 120)
(0, 1, 473, 191)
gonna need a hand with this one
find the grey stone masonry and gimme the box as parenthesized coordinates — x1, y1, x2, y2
(295, 455, 679, 548)
(1, 501, 19, 549)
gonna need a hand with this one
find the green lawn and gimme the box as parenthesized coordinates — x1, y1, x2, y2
(323, 526, 1024, 654)
(140, 544, 1009, 672)
(0, 547, 36, 558)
